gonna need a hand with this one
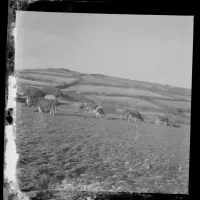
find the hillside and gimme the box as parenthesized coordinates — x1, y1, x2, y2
(16, 68, 191, 126)
(15, 102, 189, 196)
(13, 68, 191, 198)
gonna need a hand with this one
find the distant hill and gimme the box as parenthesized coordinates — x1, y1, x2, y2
(16, 67, 191, 98)
(16, 67, 191, 125)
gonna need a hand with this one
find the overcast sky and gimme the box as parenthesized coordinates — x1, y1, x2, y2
(15, 11, 193, 89)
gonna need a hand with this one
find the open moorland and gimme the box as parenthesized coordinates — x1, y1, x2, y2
(15, 68, 191, 198)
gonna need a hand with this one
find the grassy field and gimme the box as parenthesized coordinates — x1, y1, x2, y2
(16, 102, 190, 197)
(85, 95, 161, 110)
(83, 95, 190, 125)
(68, 85, 173, 99)
(17, 68, 190, 98)
(80, 75, 129, 88)
(18, 70, 82, 78)
(17, 77, 81, 90)
(15, 67, 191, 126)
(17, 78, 55, 87)
(18, 74, 77, 84)
(154, 99, 191, 110)
(14, 68, 191, 198)
(16, 67, 191, 126)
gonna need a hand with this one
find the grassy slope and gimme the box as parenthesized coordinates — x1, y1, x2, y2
(18, 74, 77, 84)
(16, 103, 190, 195)
(15, 69, 191, 197)
(153, 99, 191, 110)
(67, 85, 174, 99)
(17, 68, 191, 125)
(17, 68, 191, 98)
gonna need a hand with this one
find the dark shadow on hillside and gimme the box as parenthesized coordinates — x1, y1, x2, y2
(56, 101, 72, 106)
(55, 78, 83, 89)
(55, 113, 101, 120)
(55, 113, 86, 117)
(31, 110, 90, 119)
(107, 117, 120, 121)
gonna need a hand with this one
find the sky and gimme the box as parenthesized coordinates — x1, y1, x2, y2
(15, 11, 193, 89)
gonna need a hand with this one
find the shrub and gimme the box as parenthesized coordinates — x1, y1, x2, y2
(38, 174, 50, 190)
(32, 191, 54, 200)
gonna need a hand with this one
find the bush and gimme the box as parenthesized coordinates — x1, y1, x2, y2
(32, 191, 54, 200)
(38, 174, 50, 190)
